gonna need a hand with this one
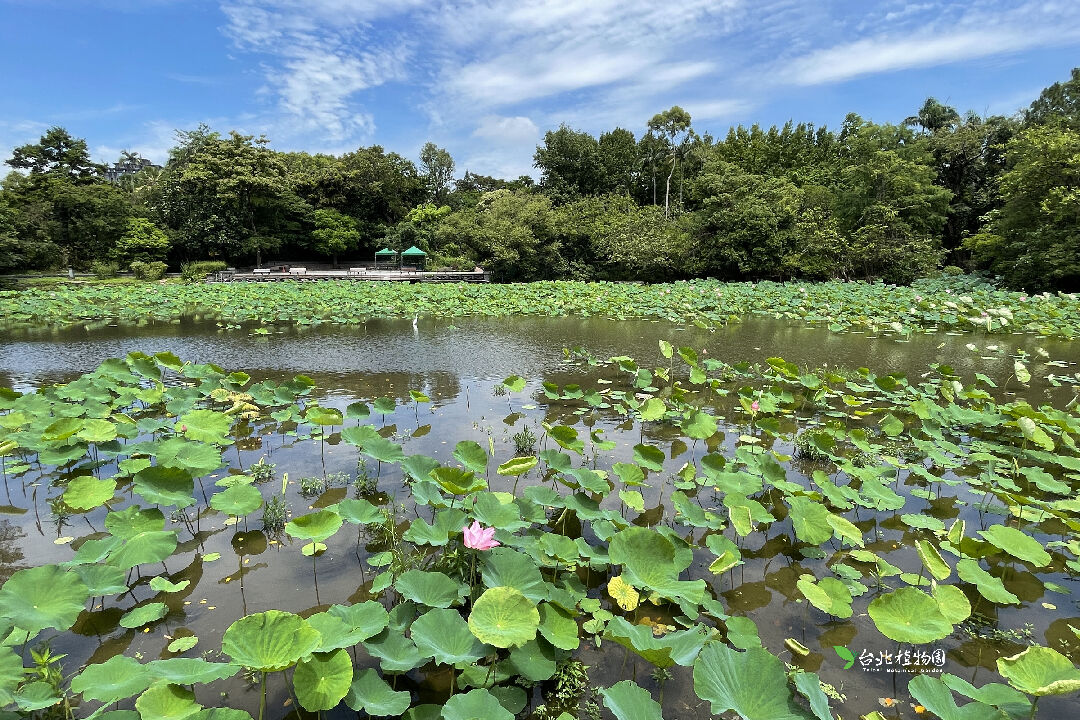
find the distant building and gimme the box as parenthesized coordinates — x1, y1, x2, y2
(102, 157, 161, 182)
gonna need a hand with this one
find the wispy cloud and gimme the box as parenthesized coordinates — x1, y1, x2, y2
(778, 1, 1080, 86)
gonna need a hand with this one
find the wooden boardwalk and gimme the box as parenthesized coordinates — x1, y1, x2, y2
(211, 268, 490, 283)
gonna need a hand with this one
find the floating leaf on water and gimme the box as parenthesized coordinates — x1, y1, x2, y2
(119, 602, 169, 629)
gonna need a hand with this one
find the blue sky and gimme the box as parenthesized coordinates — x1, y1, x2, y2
(2, 0, 1080, 179)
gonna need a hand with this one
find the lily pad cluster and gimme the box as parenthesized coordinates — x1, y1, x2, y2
(0, 344, 1079, 719)
(3, 275, 1080, 337)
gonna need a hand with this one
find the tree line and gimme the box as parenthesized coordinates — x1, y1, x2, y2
(2, 68, 1079, 289)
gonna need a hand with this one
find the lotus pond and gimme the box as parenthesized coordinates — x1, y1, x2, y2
(3, 275, 1080, 338)
(2, 310, 1080, 720)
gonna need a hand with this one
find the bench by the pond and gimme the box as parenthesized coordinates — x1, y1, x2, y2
(252, 268, 271, 275)
(289, 267, 307, 275)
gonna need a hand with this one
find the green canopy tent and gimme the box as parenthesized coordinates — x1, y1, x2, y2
(401, 245, 428, 270)
(374, 247, 399, 270)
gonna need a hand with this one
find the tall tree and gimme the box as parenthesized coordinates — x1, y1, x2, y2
(533, 125, 605, 203)
(598, 128, 637, 198)
(965, 123, 1080, 289)
(152, 130, 308, 265)
(903, 98, 961, 134)
(647, 106, 692, 216)
(1026, 67, 1080, 130)
(7, 127, 101, 182)
(419, 143, 455, 205)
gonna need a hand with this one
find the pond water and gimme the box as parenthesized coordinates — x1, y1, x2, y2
(1, 316, 1079, 719)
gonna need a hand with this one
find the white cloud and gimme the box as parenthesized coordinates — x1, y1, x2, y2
(779, 1, 1080, 86)
(472, 116, 539, 145)
(784, 30, 1057, 86)
(683, 99, 753, 121)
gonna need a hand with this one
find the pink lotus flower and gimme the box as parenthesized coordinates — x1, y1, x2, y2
(463, 521, 499, 550)
(750, 401, 759, 412)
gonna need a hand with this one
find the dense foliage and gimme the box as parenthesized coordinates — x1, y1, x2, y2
(2, 343, 1080, 718)
(2, 274, 1080, 339)
(2, 69, 1080, 288)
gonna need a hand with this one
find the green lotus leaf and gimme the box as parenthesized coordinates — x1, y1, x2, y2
(167, 637, 199, 653)
(538, 602, 579, 650)
(133, 466, 195, 508)
(442, 688, 514, 720)
(955, 559, 1020, 605)
(939, 673, 1032, 717)
(209, 484, 263, 517)
(14, 681, 61, 712)
(336, 498, 381, 525)
(693, 643, 811, 720)
(792, 672, 835, 720)
(868, 587, 954, 643)
(346, 401, 370, 419)
(468, 586, 540, 648)
(932, 583, 971, 624)
(788, 496, 833, 545)
(682, 410, 717, 440)
(394, 570, 466, 609)
(599, 680, 664, 720)
(135, 682, 201, 720)
(145, 438, 223, 477)
(327, 601, 389, 640)
(285, 509, 343, 543)
(105, 506, 165, 539)
(490, 685, 527, 715)
(632, 444, 664, 471)
(431, 467, 486, 495)
(305, 406, 343, 427)
(0, 564, 88, 635)
(825, 514, 864, 547)
(508, 637, 558, 682)
(372, 397, 396, 415)
(221, 610, 321, 672)
(345, 668, 411, 716)
(603, 616, 709, 668)
(453, 441, 488, 473)
(997, 646, 1080, 696)
(119, 602, 169, 629)
(481, 547, 549, 601)
(74, 565, 129, 596)
(497, 456, 537, 476)
(639, 398, 666, 421)
(360, 435, 405, 463)
(176, 409, 232, 444)
(293, 648, 353, 712)
(612, 462, 645, 487)
(341, 424, 380, 447)
(796, 575, 853, 619)
(502, 375, 526, 393)
(149, 576, 190, 593)
(363, 630, 426, 673)
(549, 425, 584, 454)
(917, 539, 951, 581)
(70, 655, 152, 704)
(145, 658, 240, 685)
(411, 608, 491, 665)
(609, 527, 704, 603)
(471, 492, 526, 531)
(908, 675, 1009, 720)
(401, 454, 441, 482)
(63, 475, 117, 511)
(978, 525, 1051, 567)
(106, 531, 179, 570)
(78, 418, 117, 443)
